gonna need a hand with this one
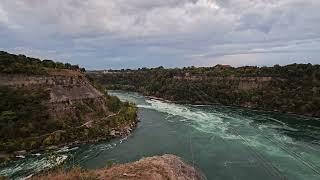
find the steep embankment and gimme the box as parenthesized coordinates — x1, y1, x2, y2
(33, 154, 203, 180)
(90, 64, 320, 117)
(0, 69, 137, 162)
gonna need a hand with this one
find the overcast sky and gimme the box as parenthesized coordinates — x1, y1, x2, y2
(0, 0, 319, 69)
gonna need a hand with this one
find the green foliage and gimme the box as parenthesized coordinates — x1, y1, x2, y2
(0, 111, 17, 125)
(106, 96, 121, 112)
(0, 51, 85, 75)
(43, 135, 54, 146)
(85, 74, 105, 92)
(0, 85, 137, 154)
(90, 63, 320, 117)
(0, 51, 138, 155)
(0, 86, 51, 141)
(107, 103, 137, 128)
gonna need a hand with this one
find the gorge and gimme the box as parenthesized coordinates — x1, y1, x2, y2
(0, 51, 137, 163)
(0, 52, 320, 180)
(89, 64, 320, 117)
(1, 91, 319, 180)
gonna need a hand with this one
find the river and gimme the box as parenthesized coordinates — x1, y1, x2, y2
(1, 91, 320, 180)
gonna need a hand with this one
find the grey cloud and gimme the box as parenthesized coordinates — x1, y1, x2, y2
(0, 0, 319, 69)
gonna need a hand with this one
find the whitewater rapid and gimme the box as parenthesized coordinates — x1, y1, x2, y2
(1, 91, 320, 180)
(113, 91, 320, 180)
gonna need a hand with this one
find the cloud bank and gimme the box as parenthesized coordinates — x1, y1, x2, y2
(0, 0, 319, 69)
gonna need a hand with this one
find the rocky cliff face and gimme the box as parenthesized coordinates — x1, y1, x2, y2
(33, 155, 204, 180)
(0, 70, 103, 101)
(173, 75, 273, 90)
(92, 66, 320, 117)
(0, 69, 138, 157)
(0, 70, 108, 125)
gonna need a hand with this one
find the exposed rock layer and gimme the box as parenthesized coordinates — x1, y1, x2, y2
(0, 70, 108, 125)
(0, 69, 138, 158)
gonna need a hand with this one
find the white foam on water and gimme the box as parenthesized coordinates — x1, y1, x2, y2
(0, 154, 68, 179)
(119, 137, 128, 144)
(139, 99, 241, 140)
(31, 153, 41, 156)
(99, 143, 117, 151)
(57, 146, 79, 153)
(3, 92, 319, 179)
(22, 173, 33, 180)
(192, 105, 210, 107)
(271, 134, 295, 144)
(119, 92, 320, 179)
(75, 139, 125, 164)
(139, 98, 308, 160)
(109, 91, 144, 104)
(267, 117, 287, 126)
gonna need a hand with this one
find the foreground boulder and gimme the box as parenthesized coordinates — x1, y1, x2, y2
(33, 154, 204, 180)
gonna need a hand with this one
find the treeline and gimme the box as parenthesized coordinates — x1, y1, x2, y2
(89, 64, 320, 117)
(0, 51, 85, 75)
(104, 64, 320, 79)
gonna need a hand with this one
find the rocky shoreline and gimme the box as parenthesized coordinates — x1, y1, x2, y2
(145, 94, 320, 118)
(0, 119, 139, 165)
(33, 154, 205, 180)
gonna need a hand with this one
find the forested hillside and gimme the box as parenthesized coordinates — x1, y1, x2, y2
(89, 64, 320, 117)
(0, 51, 85, 74)
(0, 52, 137, 163)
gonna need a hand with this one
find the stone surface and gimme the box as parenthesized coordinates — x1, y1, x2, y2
(33, 155, 204, 180)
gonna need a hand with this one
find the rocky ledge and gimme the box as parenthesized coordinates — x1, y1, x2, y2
(33, 154, 204, 180)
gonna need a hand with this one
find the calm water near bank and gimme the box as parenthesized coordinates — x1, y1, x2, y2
(1, 91, 320, 180)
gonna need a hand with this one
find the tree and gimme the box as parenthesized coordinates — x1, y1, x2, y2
(0, 111, 17, 127)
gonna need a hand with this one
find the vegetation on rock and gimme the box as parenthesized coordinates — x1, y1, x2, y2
(89, 64, 320, 117)
(0, 52, 138, 162)
(0, 87, 50, 151)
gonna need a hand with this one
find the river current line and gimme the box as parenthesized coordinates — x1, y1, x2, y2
(190, 83, 320, 178)
(186, 84, 283, 179)
(189, 84, 286, 179)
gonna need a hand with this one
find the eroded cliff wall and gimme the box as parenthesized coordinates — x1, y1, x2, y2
(0, 71, 108, 125)
(0, 69, 137, 156)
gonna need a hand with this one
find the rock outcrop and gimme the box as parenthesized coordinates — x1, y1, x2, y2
(173, 75, 273, 90)
(0, 69, 138, 157)
(33, 154, 204, 180)
(0, 69, 109, 126)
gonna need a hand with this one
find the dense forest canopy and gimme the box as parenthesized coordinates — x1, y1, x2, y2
(0, 51, 85, 74)
(89, 63, 320, 117)
(101, 63, 320, 79)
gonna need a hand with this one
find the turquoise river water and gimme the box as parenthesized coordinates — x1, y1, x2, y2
(1, 91, 320, 180)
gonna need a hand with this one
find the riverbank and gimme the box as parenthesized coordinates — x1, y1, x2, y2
(2, 91, 320, 180)
(0, 110, 139, 165)
(91, 64, 320, 118)
(109, 84, 320, 118)
(134, 92, 320, 119)
(0, 65, 139, 165)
